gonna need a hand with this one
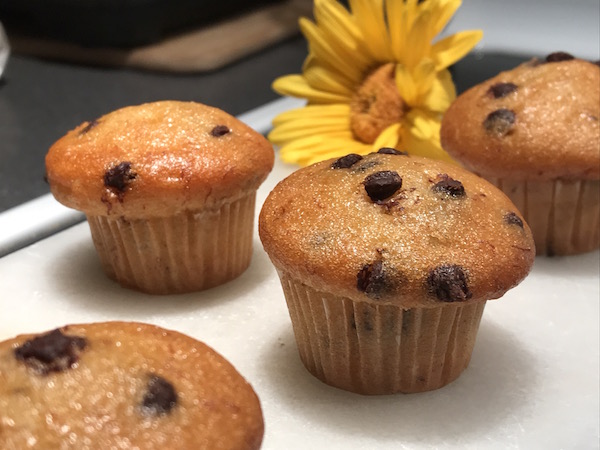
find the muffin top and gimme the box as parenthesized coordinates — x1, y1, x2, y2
(45, 101, 274, 217)
(259, 151, 535, 308)
(440, 54, 600, 181)
(0, 322, 264, 450)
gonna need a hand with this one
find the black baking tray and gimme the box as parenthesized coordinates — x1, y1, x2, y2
(0, 0, 283, 47)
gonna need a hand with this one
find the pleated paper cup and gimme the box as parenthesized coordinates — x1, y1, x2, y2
(277, 270, 486, 395)
(87, 192, 256, 294)
(485, 177, 600, 256)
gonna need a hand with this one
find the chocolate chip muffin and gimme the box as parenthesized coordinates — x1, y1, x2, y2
(259, 150, 535, 394)
(441, 52, 600, 255)
(45, 101, 274, 294)
(0, 322, 264, 449)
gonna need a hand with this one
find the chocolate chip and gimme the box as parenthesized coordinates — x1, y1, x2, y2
(142, 375, 178, 416)
(377, 147, 408, 156)
(353, 160, 380, 172)
(104, 162, 137, 193)
(14, 329, 87, 374)
(488, 82, 518, 99)
(504, 211, 524, 228)
(427, 265, 472, 302)
(363, 171, 402, 201)
(483, 109, 515, 136)
(357, 260, 387, 297)
(545, 52, 575, 63)
(331, 153, 363, 169)
(79, 120, 99, 135)
(210, 125, 231, 137)
(432, 174, 465, 198)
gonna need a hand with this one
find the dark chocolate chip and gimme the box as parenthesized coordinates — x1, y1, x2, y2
(545, 52, 575, 63)
(427, 264, 472, 302)
(363, 171, 402, 201)
(210, 125, 231, 137)
(377, 147, 408, 156)
(504, 212, 524, 228)
(331, 153, 363, 169)
(104, 162, 137, 193)
(79, 120, 99, 135)
(142, 375, 178, 415)
(432, 174, 465, 198)
(488, 82, 518, 99)
(14, 329, 87, 374)
(357, 259, 386, 297)
(353, 160, 381, 172)
(483, 109, 515, 136)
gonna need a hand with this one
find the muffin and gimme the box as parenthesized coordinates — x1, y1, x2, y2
(441, 52, 600, 255)
(45, 101, 274, 294)
(259, 150, 535, 394)
(0, 322, 264, 449)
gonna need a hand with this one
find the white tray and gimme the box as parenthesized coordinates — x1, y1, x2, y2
(1, 151, 598, 449)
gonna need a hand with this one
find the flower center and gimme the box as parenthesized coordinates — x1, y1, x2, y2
(350, 63, 407, 144)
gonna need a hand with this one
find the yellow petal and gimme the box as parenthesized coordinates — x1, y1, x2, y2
(313, 0, 373, 70)
(432, 30, 483, 70)
(386, 0, 407, 60)
(348, 0, 392, 61)
(395, 64, 419, 106)
(300, 18, 364, 83)
(421, 69, 456, 113)
(272, 104, 351, 126)
(314, 0, 361, 39)
(372, 123, 402, 150)
(403, 9, 432, 69)
(302, 54, 359, 91)
(428, 0, 462, 38)
(269, 115, 350, 142)
(402, 110, 455, 162)
(304, 65, 355, 96)
(406, 109, 438, 141)
(278, 135, 367, 166)
(272, 75, 349, 104)
(412, 58, 437, 102)
(404, 131, 455, 163)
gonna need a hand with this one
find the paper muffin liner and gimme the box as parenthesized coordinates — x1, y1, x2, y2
(486, 177, 599, 256)
(277, 271, 486, 395)
(87, 192, 256, 294)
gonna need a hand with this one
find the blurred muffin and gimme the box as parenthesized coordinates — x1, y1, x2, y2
(441, 52, 600, 255)
(259, 150, 535, 394)
(46, 101, 274, 294)
(0, 321, 264, 449)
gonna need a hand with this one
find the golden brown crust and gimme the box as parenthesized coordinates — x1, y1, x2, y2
(45, 101, 274, 217)
(0, 322, 263, 449)
(259, 153, 535, 308)
(440, 59, 600, 181)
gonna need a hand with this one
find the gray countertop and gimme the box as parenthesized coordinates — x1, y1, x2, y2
(0, 36, 308, 212)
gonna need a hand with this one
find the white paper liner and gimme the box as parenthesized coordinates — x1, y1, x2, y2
(87, 192, 256, 294)
(487, 178, 599, 255)
(278, 271, 486, 394)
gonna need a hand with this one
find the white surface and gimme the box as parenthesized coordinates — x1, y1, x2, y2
(446, 0, 600, 60)
(0, 155, 598, 450)
(1, 5, 599, 446)
(0, 194, 84, 257)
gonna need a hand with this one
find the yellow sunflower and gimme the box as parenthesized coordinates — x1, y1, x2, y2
(268, 0, 483, 166)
